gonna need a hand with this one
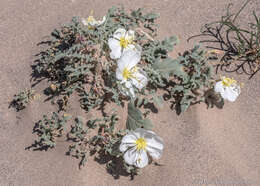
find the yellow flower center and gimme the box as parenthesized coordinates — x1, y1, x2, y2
(120, 37, 131, 48)
(122, 67, 138, 80)
(123, 68, 132, 80)
(87, 16, 94, 23)
(135, 138, 147, 151)
(222, 77, 237, 87)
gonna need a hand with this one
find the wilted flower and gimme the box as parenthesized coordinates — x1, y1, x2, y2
(50, 84, 57, 92)
(116, 50, 147, 97)
(82, 15, 106, 28)
(214, 76, 241, 102)
(108, 28, 140, 59)
(120, 128, 164, 168)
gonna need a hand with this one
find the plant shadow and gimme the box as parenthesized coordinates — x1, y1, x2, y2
(94, 151, 137, 180)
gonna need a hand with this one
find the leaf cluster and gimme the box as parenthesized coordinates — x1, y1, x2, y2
(33, 6, 161, 113)
(23, 5, 217, 175)
(189, 0, 260, 79)
(30, 112, 71, 150)
(151, 45, 213, 114)
(10, 89, 35, 111)
(66, 114, 125, 169)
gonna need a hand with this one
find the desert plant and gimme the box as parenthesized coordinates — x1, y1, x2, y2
(189, 0, 260, 79)
(16, 6, 228, 177)
(29, 112, 71, 150)
(10, 89, 36, 111)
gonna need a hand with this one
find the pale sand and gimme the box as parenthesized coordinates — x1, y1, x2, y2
(0, 0, 259, 185)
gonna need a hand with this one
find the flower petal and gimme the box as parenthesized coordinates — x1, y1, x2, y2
(128, 86, 135, 98)
(97, 16, 106, 25)
(125, 30, 135, 41)
(124, 44, 136, 51)
(120, 133, 137, 152)
(88, 21, 97, 26)
(116, 67, 124, 81)
(81, 18, 88, 26)
(145, 134, 164, 160)
(125, 81, 132, 88)
(134, 150, 149, 168)
(233, 85, 241, 95)
(108, 38, 121, 59)
(214, 81, 224, 94)
(221, 86, 240, 102)
(117, 58, 127, 72)
(124, 81, 135, 97)
(131, 70, 148, 89)
(133, 128, 148, 138)
(120, 143, 135, 153)
(123, 147, 138, 165)
(122, 132, 138, 144)
(118, 49, 141, 70)
(147, 147, 163, 160)
(123, 44, 142, 56)
(120, 86, 133, 97)
(145, 134, 164, 151)
(113, 28, 126, 40)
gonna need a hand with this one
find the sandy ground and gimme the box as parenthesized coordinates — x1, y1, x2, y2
(0, 0, 259, 185)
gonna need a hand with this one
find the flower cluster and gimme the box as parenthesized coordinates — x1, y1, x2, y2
(81, 13, 164, 169)
(80, 13, 243, 169)
(109, 28, 147, 98)
(15, 6, 247, 178)
(81, 13, 148, 99)
(107, 28, 161, 167)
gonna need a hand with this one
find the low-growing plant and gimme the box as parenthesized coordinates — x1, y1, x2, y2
(189, 0, 260, 79)
(10, 89, 36, 111)
(150, 45, 214, 114)
(27, 112, 71, 150)
(16, 5, 241, 178)
(67, 115, 120, 167)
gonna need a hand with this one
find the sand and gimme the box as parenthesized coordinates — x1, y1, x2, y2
(0, 0, 259, 185)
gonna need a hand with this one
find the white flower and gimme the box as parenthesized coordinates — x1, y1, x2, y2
(82, 15, 106, 28)
(214, 76, 241, 102)
(108, 28, 140, 59)
(120, 128, 164, 168)
(116, 50, 148, 97)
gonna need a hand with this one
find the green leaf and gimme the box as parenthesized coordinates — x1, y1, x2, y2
(51, 29, 61, 39)
(126, 102, 154, 130)
(144, 13, 160, 20)
(152, 58, 187, 78)
(136, 98, 143, 107)
(180, 103, 190, 113)
(152, 95, 164, 108)
(171, 85, 184, 92)
(161, 36, 179, 52)
(126, 102, 143, 130)
(139, 118, 154, 130)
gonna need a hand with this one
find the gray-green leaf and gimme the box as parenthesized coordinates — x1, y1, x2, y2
(126, 102, 154, 130)
(152, 58, 187, 78)
(152, 95, 164, 108)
